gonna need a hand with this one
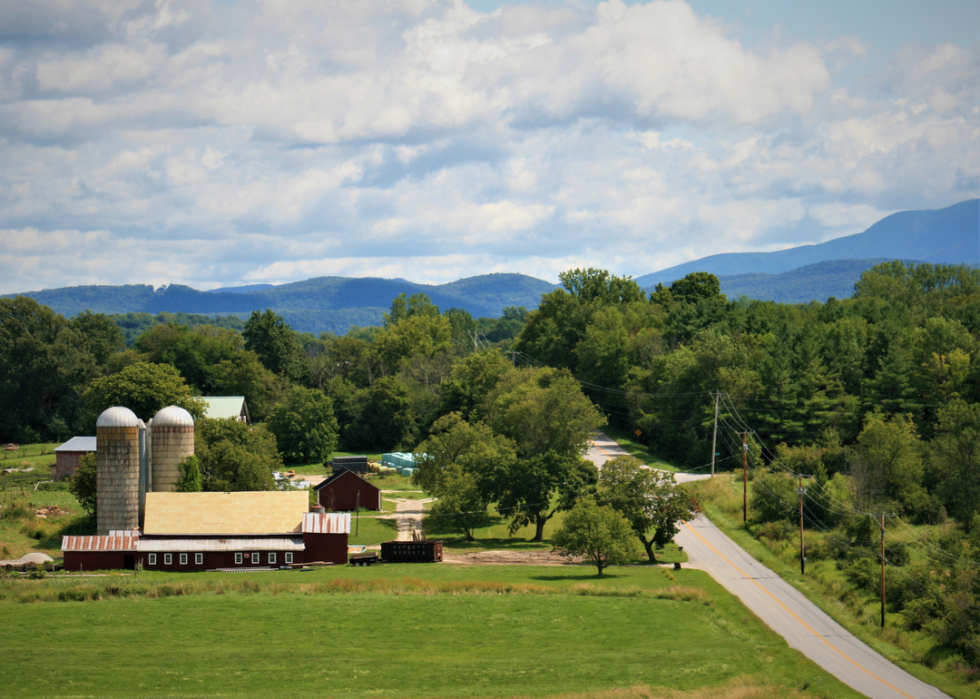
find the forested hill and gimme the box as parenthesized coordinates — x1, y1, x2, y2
(716, 258, 920, 303)
(5, 273, 558, 335)
(638, 198, 979, 287)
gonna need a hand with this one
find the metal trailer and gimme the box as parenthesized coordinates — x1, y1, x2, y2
(380, 540, 443, 563)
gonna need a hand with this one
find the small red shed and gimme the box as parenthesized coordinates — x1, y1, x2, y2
(315, 471, 382, 511)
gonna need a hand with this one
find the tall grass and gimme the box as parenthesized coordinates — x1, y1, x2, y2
(0, 574, 714, 605)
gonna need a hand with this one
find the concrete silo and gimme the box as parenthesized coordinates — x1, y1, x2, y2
(96, 406, 141, 535)
(149, 405, 195, 493)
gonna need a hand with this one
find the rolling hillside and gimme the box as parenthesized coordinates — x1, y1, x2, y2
(7, 273, 557, 335)
(638, 199, 978, 287)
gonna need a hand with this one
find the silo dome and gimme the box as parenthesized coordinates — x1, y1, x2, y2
(97, 406, 140, 428)
(151, 405, 195, 428)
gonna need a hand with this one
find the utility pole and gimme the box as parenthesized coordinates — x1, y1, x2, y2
(796, 474, 808, 575)
(738, 432, 750, 523)
(356, 490, 360, 537)
(711, 391, 720, 477)
(879, 513, 886, 629)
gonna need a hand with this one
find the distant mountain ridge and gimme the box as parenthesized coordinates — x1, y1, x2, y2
(637, 199, 978, 288)
(716, 258, 925, 304)
(7, 273, 558, 334)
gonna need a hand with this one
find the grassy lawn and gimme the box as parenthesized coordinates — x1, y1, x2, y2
(0, 564, 857, 699)
(695, 473, 979, 699)
(0, 484, 91, 560)
(347, 515, 398, 546)
(600, 426, 681, 472)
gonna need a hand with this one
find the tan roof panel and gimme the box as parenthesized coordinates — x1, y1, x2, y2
(143, 491, 309, 535)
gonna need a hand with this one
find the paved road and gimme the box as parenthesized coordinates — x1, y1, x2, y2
(587, 432, 950, 699)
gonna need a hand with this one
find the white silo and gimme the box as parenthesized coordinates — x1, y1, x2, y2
(96, 406, 141, 535)
(149, 405, 195, 493)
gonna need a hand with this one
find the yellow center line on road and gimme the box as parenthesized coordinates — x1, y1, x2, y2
(683, 522, 917, 699)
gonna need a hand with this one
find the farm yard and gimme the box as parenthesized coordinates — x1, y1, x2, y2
(0, 564, 858, 699)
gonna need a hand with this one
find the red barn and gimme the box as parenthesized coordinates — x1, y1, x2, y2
(315, 470, 382, 511)
(62, 492, 351, 571)
(52, 436, 96, 480)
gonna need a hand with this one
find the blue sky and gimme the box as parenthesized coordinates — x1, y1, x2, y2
(0, 0, 976, 293)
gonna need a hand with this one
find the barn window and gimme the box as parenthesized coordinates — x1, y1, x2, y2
(164, 554, 172, 565)
(285, 552, 293, 564)
(268, 553, 277, 565)
(179, 553, 188, 565)
(195, 553, 203, 565)
(235, 553, 243, 565)
(251, 552, 260, 564)
(148, 554, 157, 565)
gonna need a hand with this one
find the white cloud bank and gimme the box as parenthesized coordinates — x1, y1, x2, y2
(0, 0, 976, 293)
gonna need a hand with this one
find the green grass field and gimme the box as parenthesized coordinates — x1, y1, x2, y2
(0, 564, 858, 699)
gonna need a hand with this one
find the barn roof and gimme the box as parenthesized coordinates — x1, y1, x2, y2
(62, 533, 139, 551)
(54, 436, 97, 453)
(143, 491, 309, 535)
(137, 537, 305, 552)
(313, 469, 380, 492)
(301, 512, 351, 534)
(201, 396, 249, 421)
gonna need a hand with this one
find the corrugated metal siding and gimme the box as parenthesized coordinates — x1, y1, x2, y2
(62, 535, 139, 551)
(302, 512, 351, 534)
(137, 537, 304, 552)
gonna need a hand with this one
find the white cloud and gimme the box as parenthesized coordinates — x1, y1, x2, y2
(0, 0, 976, 294)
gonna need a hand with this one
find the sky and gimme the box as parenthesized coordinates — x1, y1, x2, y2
(0, 0, 977, 293)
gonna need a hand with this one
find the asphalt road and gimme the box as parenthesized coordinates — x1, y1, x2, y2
(586, 433, 950, 699)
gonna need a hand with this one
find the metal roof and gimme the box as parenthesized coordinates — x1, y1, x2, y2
(302, 512, 351, 534)
(54, 436, 97, 453)
(152, 405, 194, 427)
(137, 537, 305, 552)
(144, 491, 309, 535)
(201, 396, 247, 421)
(96, 406, 140, 428)
(62, 534, 140, 552)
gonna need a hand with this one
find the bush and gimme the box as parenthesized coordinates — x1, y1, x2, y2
(750, 469, 796, 523)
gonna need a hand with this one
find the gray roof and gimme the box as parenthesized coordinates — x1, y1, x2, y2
(54, 436, 97, 453)
(201, 396, 248, 420)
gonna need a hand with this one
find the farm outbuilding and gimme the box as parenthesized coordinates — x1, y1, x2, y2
(201, 396, 251, 424)
(62, 492, 351, 571)
(52, 436, 96, 480)
(331, 455, 369, 473)
(315, 470, 382, 511)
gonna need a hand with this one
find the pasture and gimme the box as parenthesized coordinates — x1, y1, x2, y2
(0, 564, 857, 699)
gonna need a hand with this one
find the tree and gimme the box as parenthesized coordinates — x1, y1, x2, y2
(69, 453, 98, 517)
(412, 412, 516, 496)
(850, 412, 927, 516)
(195, 418, 281, 491)
(210, 350, 283, 421)
(243, 310, 302, 378)
(81, 362, 205, 427)
(598, 456, 696, 562)
(426, 471, 492, 541)
(266, 387, 339, 464)
(668, 272, 724, 303)
(176, 455, 203, 492)
(344, 377, 417, 451)
(485, 369, 605, 540)
(551, 498, 638, 575)
(932, 400, 980, 524)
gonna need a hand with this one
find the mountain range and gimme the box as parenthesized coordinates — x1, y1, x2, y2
(636, 199, 977, 287)
(6, 199, 976, 333)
